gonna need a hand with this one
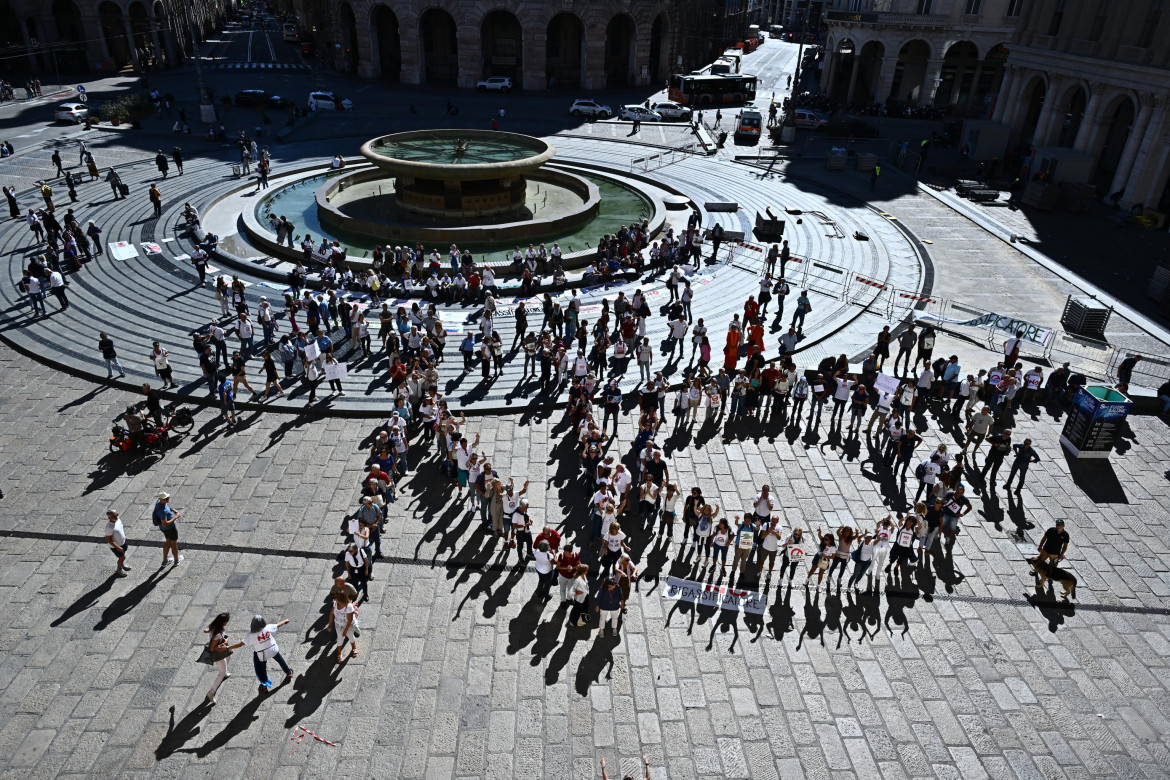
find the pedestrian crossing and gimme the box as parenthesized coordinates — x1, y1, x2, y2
(208, 62, 310, 71)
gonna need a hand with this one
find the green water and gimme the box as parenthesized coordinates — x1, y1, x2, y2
(256, 171, 653, 262)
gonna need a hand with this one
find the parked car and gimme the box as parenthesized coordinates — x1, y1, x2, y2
(569, 98, 612, 119)
(234, 90, 294, 110)
(476, 76, 512, 92)
(651, 101, 693, 121)
(308, 91, 353, 111)
(619, 104, 662, 122)
(54, 103, 89, 124)
(794, 108, 828, 130)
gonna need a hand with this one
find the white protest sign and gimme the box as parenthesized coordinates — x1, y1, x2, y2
(324, 361, 348, 381)
(874, 372, 900, 396)
(303, 341, 320, 361)
(108, 241, 138, 261)
(663, 576, 767, 615)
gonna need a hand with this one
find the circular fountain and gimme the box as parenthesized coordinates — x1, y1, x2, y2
(316, 130, 603, 248)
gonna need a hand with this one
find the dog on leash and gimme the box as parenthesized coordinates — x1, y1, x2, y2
(1027, 556, 1077, 600)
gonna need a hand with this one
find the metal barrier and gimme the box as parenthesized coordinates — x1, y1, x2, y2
(630, 143, 698, 173)
(714, 240, 1170, 390)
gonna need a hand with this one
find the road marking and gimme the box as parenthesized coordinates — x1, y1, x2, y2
(247, 31, 253, 63)
(266, 30, 276, 60)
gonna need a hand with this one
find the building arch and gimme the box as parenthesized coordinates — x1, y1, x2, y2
(370, 4, 401, 82)
(1093, 94, 1137, 193)
(545, 12, 584, 90)
(889, 39, 931, 104)
(649, 11, 669, 83)
(98, 1, 131, 69)
(480, 8, 522, 81)
(419, 6, 458, 85)
(604, 13, 636, 87)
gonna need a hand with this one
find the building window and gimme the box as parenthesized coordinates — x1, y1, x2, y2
(1139, 0, 1163, 47)
(1088, 0, 1110, 41)
(1048, 0, 1066, 36)
(916, 0, 933, 13)
(1006, 0, 1025, 16)
(964, 0, 982, 13)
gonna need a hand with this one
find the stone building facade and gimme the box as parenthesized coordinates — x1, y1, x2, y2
(821, 0, 1020, 111)
(287, 0, 743, 91)
(992, 0, 1170, 209)
(0, 0, 224, 75)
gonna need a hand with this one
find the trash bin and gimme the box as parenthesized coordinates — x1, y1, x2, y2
(1059, 385, 1132, 458)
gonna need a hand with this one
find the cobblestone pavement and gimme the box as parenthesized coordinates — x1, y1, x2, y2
(1, 337, 1169, 779)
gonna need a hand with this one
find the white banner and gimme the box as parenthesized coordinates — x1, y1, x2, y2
(874, 372, 900, 396)
(108, 241, 138, 261)
(663, 576, 768, 615)
(916, 311, 1054, 347)
(303, 341, 320, 361)
(324, 362, 348, 381)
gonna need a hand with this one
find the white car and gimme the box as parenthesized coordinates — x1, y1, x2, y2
(569, 99, 612, 119)
(619, 105, 662, 122)
(55, 103, 89, 123)
(476, 76, 512, 92)
(794, 108, 828, 130)
(307, 91, 353, 111)
(651, 101, 693, 121)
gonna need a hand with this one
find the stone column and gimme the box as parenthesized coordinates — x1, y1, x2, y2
(522, 26, 547, 91)
(1111, 95, 1160, 203)
(355, 16, 375, 78)
(918, 58, 944, 107)
(124, 16, 142, 71)
(1072, 84, 1105, 153)
(583, 34, 605, 90)
(819, 52, 835, 93)
(1124, 112, 1170, 209)
(844, 54, 861, 107)
(399, 15, 421, 85)
(1029, 76, 1064, 147)
(873, 55, 899, 105)
(992, 66, 1019, 122)
(456, 22, 478, 89)
(963, 61, 983, 113)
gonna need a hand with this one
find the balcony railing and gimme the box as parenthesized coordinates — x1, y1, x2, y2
(1001, 15, 1021, 26)
(825, 10, 949, 27)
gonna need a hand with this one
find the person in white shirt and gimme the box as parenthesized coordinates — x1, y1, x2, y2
(756, 515, 783, 577)
(331, 593, 358, 662)
(611, 464, 633, 515)
(636, 338, 654, 383)
(915, 453, 942, 502)
(666, 316, 687, 361)
(831, 374, 855, 426)
(243, 615, 292, 688)
(846, 531, 878, 589)
(533, 538, 556, 599)
(869, 515, 896, 583)
(104, 509, 131, 576)
(962, 406, 994, 454)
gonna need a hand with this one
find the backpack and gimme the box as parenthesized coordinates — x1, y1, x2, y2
(914, 462, 927, 481)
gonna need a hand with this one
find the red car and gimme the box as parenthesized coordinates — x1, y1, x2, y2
(300, 40, 315, 57)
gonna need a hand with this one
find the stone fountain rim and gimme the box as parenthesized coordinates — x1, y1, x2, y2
(359, 129, 556, 181)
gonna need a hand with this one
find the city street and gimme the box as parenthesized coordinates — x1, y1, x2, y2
(1, 16, 1170, 780)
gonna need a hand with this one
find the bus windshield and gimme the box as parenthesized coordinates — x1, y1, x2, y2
(668, 74, 757, 106)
